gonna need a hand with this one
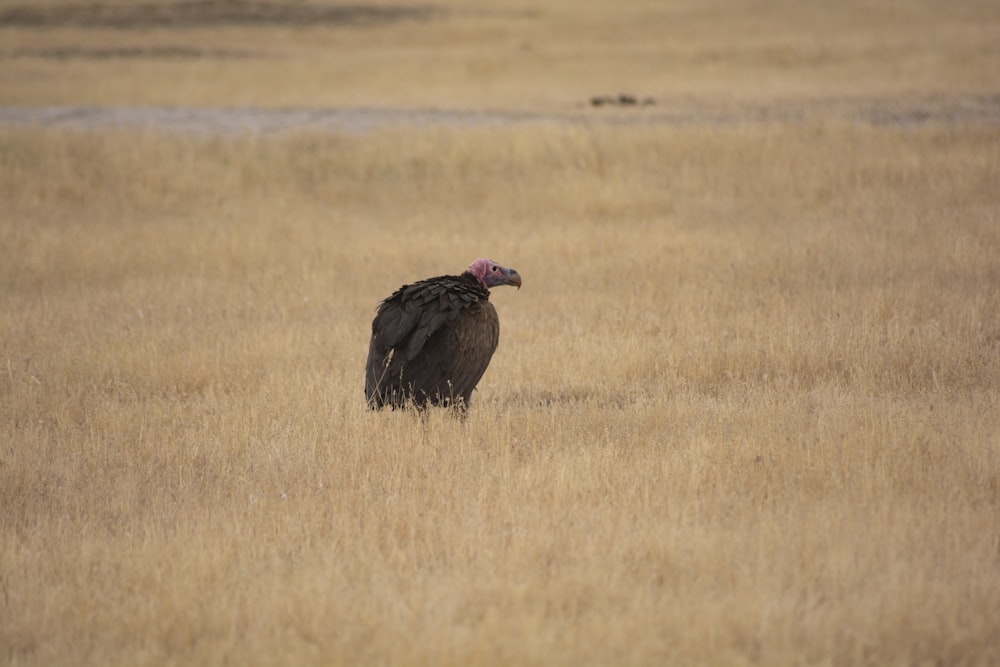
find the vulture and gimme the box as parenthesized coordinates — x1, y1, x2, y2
(365, 258, 522, 410)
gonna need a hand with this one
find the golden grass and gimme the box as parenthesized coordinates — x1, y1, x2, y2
(2, 119, 999, 665)
(2, 0, 1000, 663)
(2, 0, 999, 108)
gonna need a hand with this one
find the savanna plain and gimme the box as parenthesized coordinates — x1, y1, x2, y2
(2, 1, 1000, 666)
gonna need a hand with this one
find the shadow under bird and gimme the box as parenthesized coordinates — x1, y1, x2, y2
(365, 258, 522, 410)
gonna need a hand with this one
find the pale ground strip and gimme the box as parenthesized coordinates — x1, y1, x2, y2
(2, 94, 1000, 134)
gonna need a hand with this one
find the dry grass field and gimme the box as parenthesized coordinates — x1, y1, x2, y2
(3, 1, 1000, 666)
(2, 0, 1000, 109)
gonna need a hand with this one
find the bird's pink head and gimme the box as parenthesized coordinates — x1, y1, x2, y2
(468, 258, 522, 290)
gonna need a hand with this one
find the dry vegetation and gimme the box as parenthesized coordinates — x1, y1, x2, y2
(2, 0, 1000, 108)
(2, 1, 1000, 666)
(3, 119, 999, 667)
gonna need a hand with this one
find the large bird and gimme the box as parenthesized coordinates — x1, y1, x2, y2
(365, 258, 522, 410)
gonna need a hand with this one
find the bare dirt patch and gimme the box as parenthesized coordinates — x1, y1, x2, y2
(0, 1, 438, 29)
(1, 94, 998, 135)
(4, 45, 257, 60)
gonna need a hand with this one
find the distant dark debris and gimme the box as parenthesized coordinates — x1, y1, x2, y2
(0, 2, 439, 29)
(591, 94, 657, 108)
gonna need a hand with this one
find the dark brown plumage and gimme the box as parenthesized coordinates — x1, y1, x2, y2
(365, 258, 522, 410)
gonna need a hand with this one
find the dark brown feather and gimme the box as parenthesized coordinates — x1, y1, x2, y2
(365, 272, 500, 409)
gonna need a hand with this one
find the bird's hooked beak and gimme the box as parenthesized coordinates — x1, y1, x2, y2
(475, 259, 522, 290)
